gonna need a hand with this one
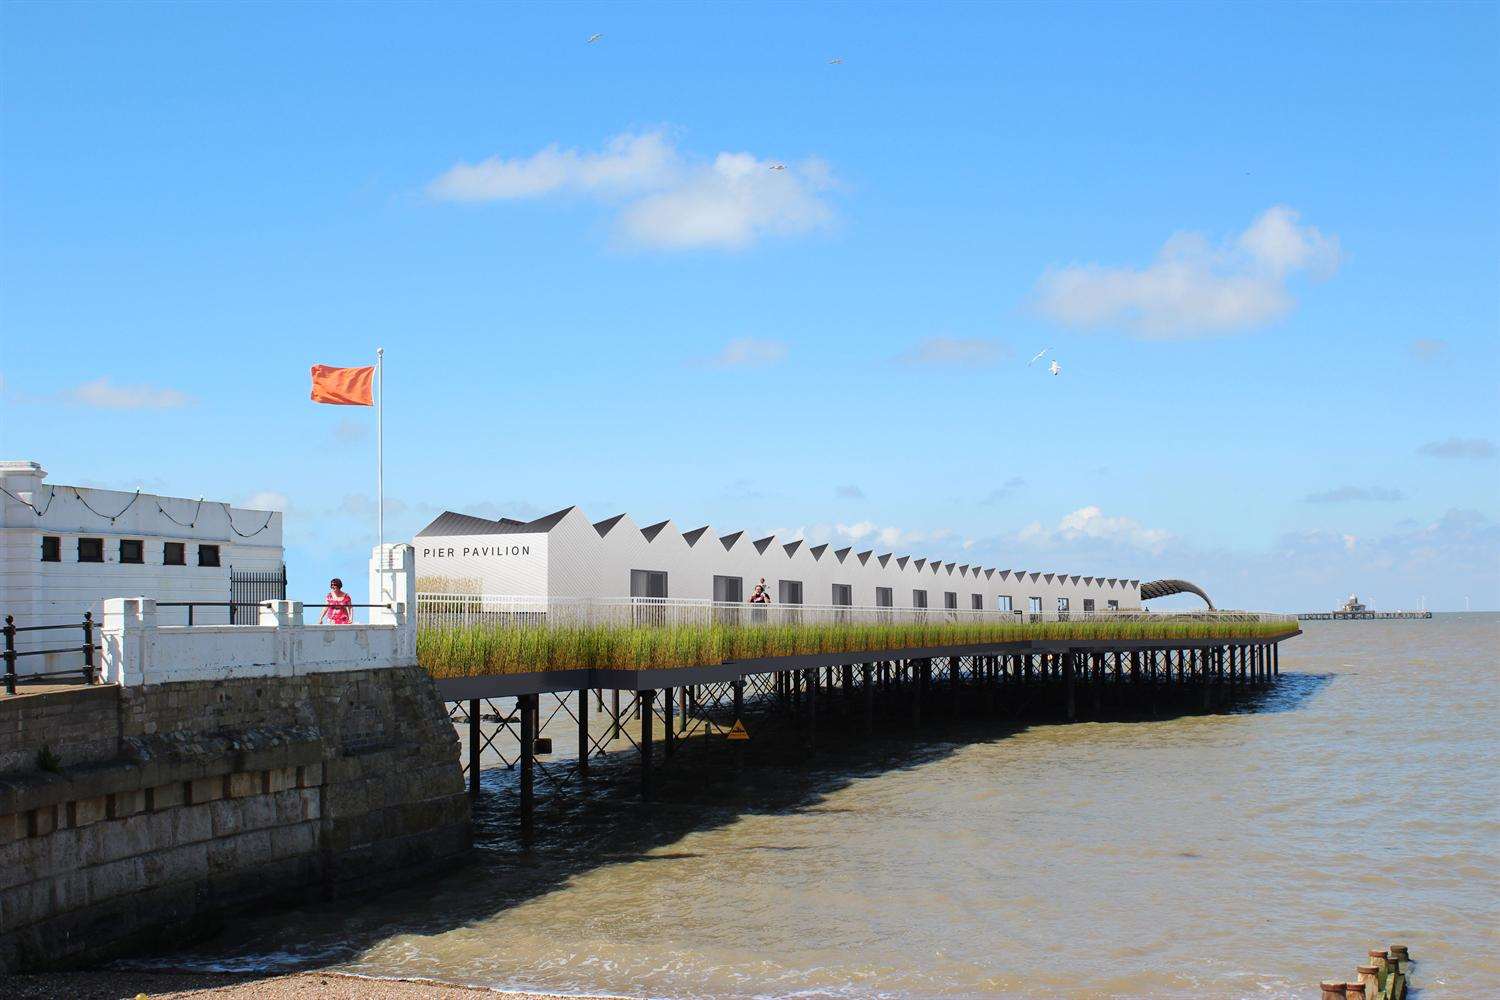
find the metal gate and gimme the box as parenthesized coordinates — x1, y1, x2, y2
(229, 565, 287, 623)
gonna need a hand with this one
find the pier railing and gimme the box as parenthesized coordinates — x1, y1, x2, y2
(416, 593, 1293, 633)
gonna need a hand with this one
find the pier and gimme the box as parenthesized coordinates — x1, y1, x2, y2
(1297, 610, 1432, 621)
(418, 597, 1300, 842)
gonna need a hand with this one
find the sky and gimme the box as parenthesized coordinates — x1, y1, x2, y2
(2, 1, 1497, 612)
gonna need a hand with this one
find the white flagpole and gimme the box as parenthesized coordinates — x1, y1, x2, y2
(376, 346, 385, 603)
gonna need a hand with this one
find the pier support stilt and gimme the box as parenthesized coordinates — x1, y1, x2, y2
(664, 686, 675, 757)
(1091, 652, 1103, 718)
(732, 678, 745, 774)
(806, 669, 818, 750)
(640, 690, 655, 800)
(519, 693, 535, 845)
(950, 656, 960, 722)
(468, 698, 481, 799)
(861, 663, 874, 736)
(1065, 651, 1077, 721)
(577, 687, 589, 779)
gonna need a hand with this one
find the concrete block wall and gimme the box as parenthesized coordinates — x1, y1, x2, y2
(98, 597, 415, 687)
(0, 686, 120, 775)
(0, 665, 469, 972)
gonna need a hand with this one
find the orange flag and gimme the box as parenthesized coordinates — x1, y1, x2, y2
(310, 365, 374, 405)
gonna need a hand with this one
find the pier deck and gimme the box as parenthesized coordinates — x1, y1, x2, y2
(420, 610, 1300, 843)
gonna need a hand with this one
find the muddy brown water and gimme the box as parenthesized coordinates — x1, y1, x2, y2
(143, 615, 1499, 998)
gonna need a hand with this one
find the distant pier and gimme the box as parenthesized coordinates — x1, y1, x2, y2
(1297, 610, 1432, 621)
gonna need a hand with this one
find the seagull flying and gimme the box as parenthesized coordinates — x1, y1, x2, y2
(769, 163, 787, 171)
(828, 57, 843, 65)
(587, 33, 603, 43)
(1027, 347, 1050, 366)
(1049, 360, 1062, 376)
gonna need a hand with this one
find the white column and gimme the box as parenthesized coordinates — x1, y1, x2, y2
(369, 543, 416, 664)
(101, 597, 156, 686)
(260, 600, 303, 677)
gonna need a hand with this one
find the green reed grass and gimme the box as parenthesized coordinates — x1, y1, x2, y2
(417, 618, 1298, 678)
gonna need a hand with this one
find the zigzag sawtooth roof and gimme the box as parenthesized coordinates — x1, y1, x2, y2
(415, 506, 1118, 583)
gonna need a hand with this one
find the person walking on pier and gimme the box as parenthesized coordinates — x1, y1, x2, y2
(749, 578, 771, 623)
(320, 578, 353, 625)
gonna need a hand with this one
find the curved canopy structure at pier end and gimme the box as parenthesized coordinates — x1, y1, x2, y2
(1140, 578, 1215, 610)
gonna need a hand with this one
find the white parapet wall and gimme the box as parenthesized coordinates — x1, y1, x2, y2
(100, 597, 414, 686)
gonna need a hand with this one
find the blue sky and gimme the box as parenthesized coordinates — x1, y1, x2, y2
(3, 1, 1497, 611)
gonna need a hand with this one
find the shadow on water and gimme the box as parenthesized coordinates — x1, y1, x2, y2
(1225, 672, 1332, 715)
(139, 674, 1330, 975)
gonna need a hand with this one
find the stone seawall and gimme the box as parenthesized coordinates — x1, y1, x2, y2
(0, 666, 470, 972)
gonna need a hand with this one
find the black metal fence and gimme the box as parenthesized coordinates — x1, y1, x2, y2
(230, 565, 286, 623)
(2, 614, 97, 695)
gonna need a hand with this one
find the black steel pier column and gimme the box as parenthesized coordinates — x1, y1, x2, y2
(732, 678, 745, 773)
(1065, 650, 1077, 721)
(950, 656, 961, 722)
(861, 663, 874, 736)
(640, 689, 655, 800)
(664, 686, 675, 757)
(805, 669, 818, 750)
(577, 687, 590, 779)
(1091, 652, 1103, 718)
(468, 698, 481, 799)
(519, 693, 535, 846)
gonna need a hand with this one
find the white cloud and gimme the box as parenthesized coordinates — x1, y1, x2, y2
(699, 337, 788, 368)
(333, 418, 369, 445)
(834, 521, 950, 548)
(1014, 505, 1172, 553)
(67, 377, 194, 410)
(1418, 437, 1496, 460)
(241, 491, 289, 512)
(426, 132, 678, 201)
(1034, 206, 1341, 338)
(896, 337, 1011, 367)
(1409, 338, 1447, 361)
(429, 131, 835, 250)
(980, 476, 1027, 504)
(1304, 485, 1404, 503)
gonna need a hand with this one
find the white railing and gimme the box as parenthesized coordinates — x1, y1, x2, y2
(415, 594, 1293, 632)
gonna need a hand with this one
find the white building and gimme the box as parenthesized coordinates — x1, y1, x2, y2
(414, 506, 1141, 614)
(1, 461, 284, 675)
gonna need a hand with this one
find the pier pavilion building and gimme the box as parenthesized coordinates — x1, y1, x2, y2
(414, 506, 1141, 614)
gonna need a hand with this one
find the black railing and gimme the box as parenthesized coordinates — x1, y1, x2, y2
(156, 600, 392, 626)
(2, 614, 97, 695)
(156, 601, 273, 626)
(303, 602, 392, 624)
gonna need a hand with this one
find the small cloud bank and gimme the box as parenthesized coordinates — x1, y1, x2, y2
(980, 477, 1027, 505)
(1418, 437, 1495, 460)
(698, 337, 787, 369)
(1409, 338, 1447, 361)
(897, 337, 1011, 367)
(1034, 206, 1341, 338)
(1303, 486, 1405, 503)
(1015, 505, 1172, 554)
(67, 377, 194, 410)
(429, 131, 835, 250)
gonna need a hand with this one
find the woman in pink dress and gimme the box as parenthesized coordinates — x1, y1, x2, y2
(320, 578, 353, 625)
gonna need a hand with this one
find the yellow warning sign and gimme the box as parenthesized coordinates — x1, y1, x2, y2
(727, 720, 750, 741)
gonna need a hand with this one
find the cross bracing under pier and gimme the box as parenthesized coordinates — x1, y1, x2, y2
(421, 601, 1300, 844)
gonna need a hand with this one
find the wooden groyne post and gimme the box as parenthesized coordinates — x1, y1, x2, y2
(1320, 944, 1412, 1000)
